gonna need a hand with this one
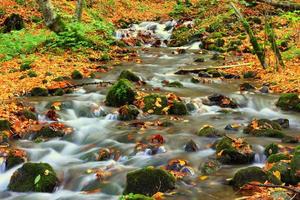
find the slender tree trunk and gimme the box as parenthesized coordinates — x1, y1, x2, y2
(36, 0, 64, 33)
(75, 0, 84, 22)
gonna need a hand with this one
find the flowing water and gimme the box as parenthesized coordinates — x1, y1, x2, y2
(0, 22, 300, 200)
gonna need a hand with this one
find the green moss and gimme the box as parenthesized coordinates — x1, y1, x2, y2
(269, 162, 293, 184)
(200, 160, 221, 175)
(105, 79, 136, 107)
(118, 105, 140, 121)
(197, 126, 224, 137)
(119, 70, 140, 82)
(143, 94, 168, 115)
(53, 88, 65, 96)
(169, 101, 188, 115)
(6, 154, 25, 170)
(20, 63, 31, 71)
(23, 110, 37, 120)
(243, 71, 256, 79)
(264, 143, 279, 157)
(165, 81, 183, 88)
(276, 93, 300, 112)
(244, 119, 285, 138)
(124, 167, 175, 196)
(8, 162, 59, 192)
(31, 87, 49, 97)
(71, 70, 83, 79)
(0, 119, 11, 131)
(27, 70, 37, 77)
(267, 153, 289, 163)
(36, 126, 64, 138)
(231, 166, 281, 188)
(290, 151, 300, 183)
(119, 193, 154, 200)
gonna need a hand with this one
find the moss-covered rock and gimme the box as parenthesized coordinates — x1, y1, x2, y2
(31, 87, 49, 97)
(36, 126, 65, 138)
(203, 94, 238, 108)
(142, 94, 168, 115)
(264, 143, 279, 157)
(273, 118, 289, 129)
(124, 167, 175, 196)
(165, 81, 183, 88)
(120, 193, 154, 200)
(243, 119, 285, 138)
(20, 63, 31, 71)
(105, 79, 136, 107)
(230, 166, 281, 188)
(216, 137, 255, 164)
(6, 153, 25, 170)
(0, 119, 11, 131)
(22, 109, 37, 120)
(119, 70, 141, 82)
(267, 153, 289, 163)
(290, 150, 300, 183)
(276, 93, 300, 112)
(269, 161, 293, 184)
(118, 105, 140, 121)
(71, 70, 83, 79)
(53, 88, 65, 96)
(8, 162, 59, 192)
(169, 101, 188, 115)
(197, 126, 224, 137)
(200, 160, 221, 175)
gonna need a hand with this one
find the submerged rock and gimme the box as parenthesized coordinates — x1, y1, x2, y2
(281, 135, 299, 144)
(119, 70, 141, 82)
(8, 162, 59, 192)
(124, 167, 175, 196)
(230, 166, 281, 188)
(184, 140, 199, 152)
(197, 126, 224, 137)
(216, 137, 255, 164)
(240, 83, 255, 91)
(243, 119, 285, 138)
(118, 105, 140, 121)
(200, 159, 221, 175)
(276, 93, 300, 112)
(105, 79, 136, 107)
(203, 94, 238, 108)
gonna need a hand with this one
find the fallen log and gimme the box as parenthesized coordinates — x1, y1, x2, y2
(174, 63, 252, 75)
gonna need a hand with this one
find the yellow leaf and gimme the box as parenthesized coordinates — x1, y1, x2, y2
(217, 150, 224, 157)
(152, 192, 164, 200)
(199, 175, 208, 181)
(44, 169, 49, 176)
(273, 171, 281, 180)
(147, 109, 154, 114)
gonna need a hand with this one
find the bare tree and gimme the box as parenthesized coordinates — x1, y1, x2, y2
(74, 0, 85, 21)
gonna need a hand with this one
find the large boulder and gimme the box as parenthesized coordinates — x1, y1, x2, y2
(230, 166, 281, 188)
(243, 119, 285, 138)
(105, 79, 136, 107)
(8, 162, 59, 192)
(276, 93, 300, 112)
(2, 14, 25, 33)
(124, 167, 175, 196)
(216, 137, 255, 164)
(119, 70, 141, 82)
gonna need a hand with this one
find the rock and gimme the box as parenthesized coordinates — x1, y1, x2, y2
(20, 63, 31, 71)
(276, 93, 300, 112)
(186, 102, 197, 112)
(71, 70, 83, 79)
(200, 160, 221, 175)
(207, 69, 223, 78)
(184, 140, 199, 152)
(203, 94, 238, 108)
(2, 14, 25, 33)
(269, 161, 293, 184)
(240, 83, 255, 91)
(290, 149, 300, 183)
(22, 109, 37, 120)
(216, 137, 255, 164)
(120, 193, 154, 200)
(36, 125, 65, 138)
(243, 119, 285, 138)
(281, 135, 299, 144)
(191, 77, 200, 83)
(118, 105, 140, 121)
(8, 162, 59, 192)
(243, 71, 257, 79)
(124, 167, 175, 196)
(230, 166, 281, 188)
(119, 70, 141, 82)
(53, 88, 65, 96)
(31, 87, 49, 97)
(223, 74, 240, 79)
(267, 153, 289, 163)
(259, 86, 269, 93)
(273, 118, 289, 129)
(142, 94, 168, 115)
(197, 126, 224, 137)
(211, 53, 225, 60)
(169, 101, 188, 115)
(264, 143, 279, 157)
(105, 79, 136, 107)
(0, 119, 11, 131)
(194, 57, 205, 62)
(224, 124, 240, 131)
(165, 81, 183, 88)
(198, 72, 212, 78)
(6, 153, 25, 170)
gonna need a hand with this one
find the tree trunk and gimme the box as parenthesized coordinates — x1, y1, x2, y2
(36, 0, 64, 33)
(75, 0, 84, 21)
(257, 0, 300, 11)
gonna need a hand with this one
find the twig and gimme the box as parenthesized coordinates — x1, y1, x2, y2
(247, 183, 300, 194)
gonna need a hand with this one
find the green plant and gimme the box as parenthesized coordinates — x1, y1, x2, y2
(15, 0, 25, 5)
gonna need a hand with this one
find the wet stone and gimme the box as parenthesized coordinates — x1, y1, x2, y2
(184, 140, 199, 152)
